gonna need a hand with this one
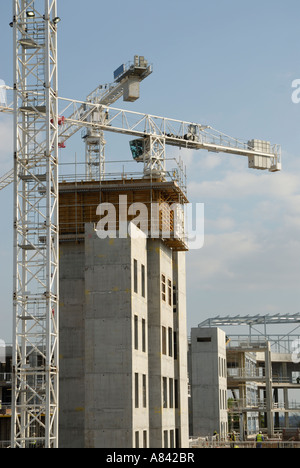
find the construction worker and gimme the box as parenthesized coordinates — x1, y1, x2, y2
(229, 431, 237, 449)
(29, 433, 37, 449)
(256, 431, 264, 448)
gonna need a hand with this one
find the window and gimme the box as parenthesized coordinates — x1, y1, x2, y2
(197, 337, 211, 343)
(168, 327, 173, 357)
(135, 431, 139, 448)
(134, 259, 138, 293)
(173, 285, 177, 313)
(143, 374, 147, 408)
(141, 264, 145, 298)
(170, 430, 175, 448)
(173, 331, 178, 360)
(174, 379, 179, 408)
(134, 315, 138, 350)
(169, 378, 174, 408)
(162, 326, 167, 355)
(161, 274, 166, 302)
(143, 430, 147, 448)
(142, 319, 146, 352)
(168, 279, 172, 306)
(163, 377, 168, 408)
(164, 430, 168, 448)
(175, 428, 180, 448)
(135, 373, 139, 408)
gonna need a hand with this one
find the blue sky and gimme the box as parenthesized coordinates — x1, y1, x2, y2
(1, 0, 300, 341)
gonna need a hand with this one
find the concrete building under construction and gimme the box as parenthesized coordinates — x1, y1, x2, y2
(189, 314, 300, 445)
(58, 172, 189, 448)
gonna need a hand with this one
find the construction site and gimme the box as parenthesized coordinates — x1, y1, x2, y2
(0, 0, 298, 449)
(189, 314, 300, 448)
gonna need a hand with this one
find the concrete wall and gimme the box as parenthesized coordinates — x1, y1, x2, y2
(147, 240, 189, 448)
(59, 223, 189, 448)
(59, 241, 85, 448)
(173, 251, 189, 448)
(84, 223, 149, 448)
(190, 327, 227, 439)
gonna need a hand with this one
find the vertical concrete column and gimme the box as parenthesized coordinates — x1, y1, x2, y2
(265, 342, 274, 437)
(172, 251, 189, 448)
(84, 224, 133, 448)
(283, 362, 289, 428)
(59, 241, 85, 448)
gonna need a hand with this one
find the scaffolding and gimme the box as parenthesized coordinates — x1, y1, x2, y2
(11, 0, 59, 448)
(198, 314, 300, 438)
(58, 157, 188, 252)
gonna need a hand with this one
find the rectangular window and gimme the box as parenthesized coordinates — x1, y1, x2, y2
(174, 379, 179, 408)
(173, 331, 178, 360)
(163, 377, 168, 408)
(173, 285, 177, 313)
(161, 274, 166, 302)
(169, 378, 174, 408)
(170, 430, 175, 448)
(134, 315, 138, 350)
(135, 431, 139, 448)
(142, 318, 146, 353)
(168, 327, 173, 357)
(135, 373, 139, 408)
(164, 430, 168, 448)
(197, 337, 211, 343)
(168, 279, 172, 306)
(134, 259, 138, 293)
(143, 430, 147, 448)
(141, 264, 145, 298)
(162, 326, 167, 355)
(175, 428, 180, 448)
(143, 374, 147, 408)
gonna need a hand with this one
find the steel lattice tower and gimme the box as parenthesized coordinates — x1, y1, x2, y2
(11, 0, 59, 448)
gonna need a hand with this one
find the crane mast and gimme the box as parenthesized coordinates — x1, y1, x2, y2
(82, 56, 152, 180)
(11, 0, 59, 448)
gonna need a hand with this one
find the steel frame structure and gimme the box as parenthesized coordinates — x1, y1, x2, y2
(198, 313, 300, 328)
(56, 97, 281, 175)
(82, 117, 106, 180)
(11, 0, 59, 448)
(0, 76, 282, 192)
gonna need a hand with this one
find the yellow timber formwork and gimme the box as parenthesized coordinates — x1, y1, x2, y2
(59, 177, 189, 252)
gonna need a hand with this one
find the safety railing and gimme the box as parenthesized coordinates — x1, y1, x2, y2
(190, 438, 300, 449)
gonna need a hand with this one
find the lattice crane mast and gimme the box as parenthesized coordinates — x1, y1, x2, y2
(0, 0, 281, 451)
(10, 0, 59, 449)
(80, 55, 152, 179)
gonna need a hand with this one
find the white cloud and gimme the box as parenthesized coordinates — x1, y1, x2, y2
(207, 216, 236, 232)
(185, 152, 300, 298)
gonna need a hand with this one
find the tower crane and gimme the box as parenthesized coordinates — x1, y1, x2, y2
(0, 55, 153, 189)
(74, 55, 152, 180)
(0, 0, 281, 449)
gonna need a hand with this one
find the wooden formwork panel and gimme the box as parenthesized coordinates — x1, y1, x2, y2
(59, 179, 188, 251)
